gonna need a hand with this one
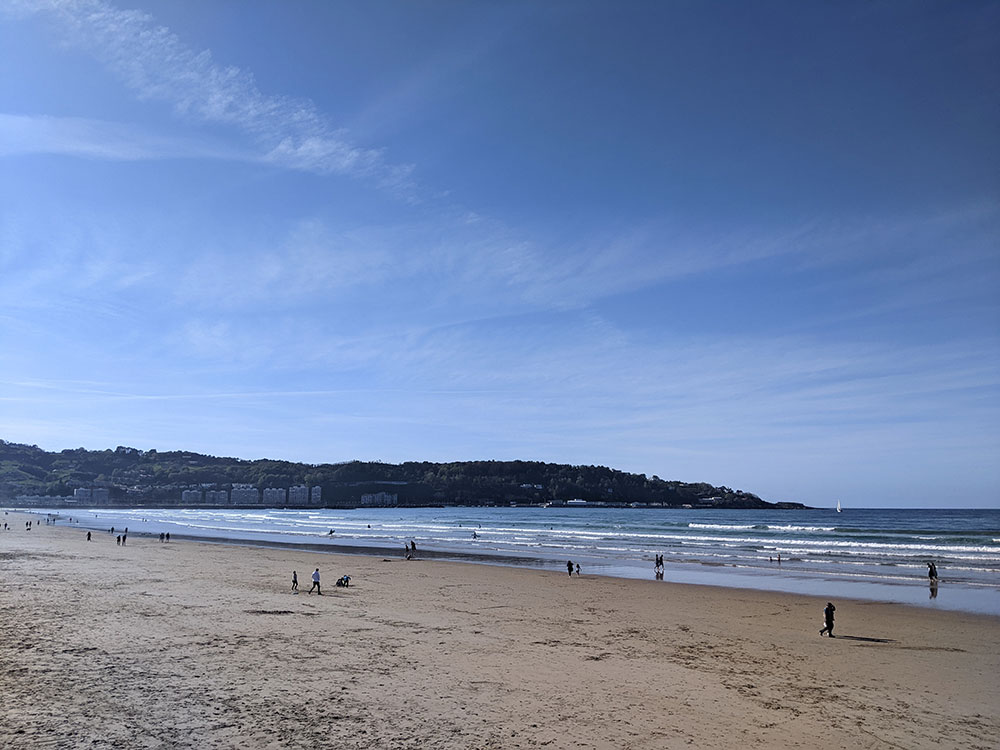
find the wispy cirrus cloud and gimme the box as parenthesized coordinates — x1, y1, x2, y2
(0, 113, 242, 161)
(4, 0, 415, 192)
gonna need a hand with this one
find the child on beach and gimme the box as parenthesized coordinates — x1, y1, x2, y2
(292, 571, 298, 593)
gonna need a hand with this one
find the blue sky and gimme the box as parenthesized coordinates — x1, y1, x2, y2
(1, 1, 997, 508)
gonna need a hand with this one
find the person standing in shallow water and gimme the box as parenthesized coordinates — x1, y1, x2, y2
(819, 602, 836, 637)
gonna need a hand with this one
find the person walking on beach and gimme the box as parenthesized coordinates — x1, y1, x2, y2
(567, 560, 574, 576)
(291, 571, 298, 593)
(116, 535, 121, 546)
(927, 561, 938, 581)
(819, 602, 836, 637)
(121, 533, 127, 546)
(86, 531, 91, 541)
(309, 568, 322, 595)
(575, 563, 581, 576)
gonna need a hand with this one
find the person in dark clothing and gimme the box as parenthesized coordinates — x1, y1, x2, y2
(819, 602, 836, 637)
(927, 561, 938, 581)
(566, 560, 574, 576)
(86, 531, 91, 541)
(291, 571, 298, 592)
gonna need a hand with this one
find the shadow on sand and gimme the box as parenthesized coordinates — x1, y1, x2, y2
(836, 635, 897, 644)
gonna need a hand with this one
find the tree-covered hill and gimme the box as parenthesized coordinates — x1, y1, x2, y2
(0, 440, 806, 509)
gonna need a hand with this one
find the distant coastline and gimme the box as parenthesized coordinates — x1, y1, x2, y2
(0, 439, 808, 510)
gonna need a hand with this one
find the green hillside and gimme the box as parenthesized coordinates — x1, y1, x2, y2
(0, 440, 806, 509)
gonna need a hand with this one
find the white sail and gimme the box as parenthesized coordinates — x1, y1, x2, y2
(836, 499, 842, 512)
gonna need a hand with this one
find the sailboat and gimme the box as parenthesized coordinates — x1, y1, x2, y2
(836, 499, 842, 513)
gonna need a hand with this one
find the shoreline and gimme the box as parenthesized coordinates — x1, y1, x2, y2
(15, 506, 1000, 616)
(2, 511, 999, 748)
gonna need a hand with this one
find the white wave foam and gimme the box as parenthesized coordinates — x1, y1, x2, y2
(688, 523, 756, 530)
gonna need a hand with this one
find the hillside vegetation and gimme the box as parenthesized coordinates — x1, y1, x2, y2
(0, 440, 805, 509)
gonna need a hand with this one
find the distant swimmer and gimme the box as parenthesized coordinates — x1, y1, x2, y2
(328, 529, 334, 536)
(819, 602, 836, 637)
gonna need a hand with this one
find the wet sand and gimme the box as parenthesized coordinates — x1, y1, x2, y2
(1, 512, 998, 749)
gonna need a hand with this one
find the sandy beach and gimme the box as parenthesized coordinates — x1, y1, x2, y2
(1, 512, 997, 749)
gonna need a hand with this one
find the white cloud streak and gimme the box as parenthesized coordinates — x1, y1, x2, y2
(0, 113, 241, 161)
(4, 0, 415, 191)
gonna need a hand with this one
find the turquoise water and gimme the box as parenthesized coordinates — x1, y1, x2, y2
(25, 506, 1000, 615)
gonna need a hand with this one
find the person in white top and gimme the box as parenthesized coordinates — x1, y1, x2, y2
(309, 568, 322, 595)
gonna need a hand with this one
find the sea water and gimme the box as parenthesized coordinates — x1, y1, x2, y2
(24, 505, 1000, 615)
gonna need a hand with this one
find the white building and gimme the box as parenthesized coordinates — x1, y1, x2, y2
(230, 486, 260, 505)
(262, 487, 287, 506)
(204, 489, 228, 505)
(360, 492, 397, 507)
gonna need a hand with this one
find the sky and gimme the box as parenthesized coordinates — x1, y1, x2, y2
(0, 1, 998, 508)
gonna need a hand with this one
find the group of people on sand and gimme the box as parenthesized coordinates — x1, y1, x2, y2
(566, 560, 581, 576)
(291, 568, 349, 596)
(292, 568, 323, 594)
(654, 554, 664, 579)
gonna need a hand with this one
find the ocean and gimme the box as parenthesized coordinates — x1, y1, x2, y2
(22, 505, 1000, 615)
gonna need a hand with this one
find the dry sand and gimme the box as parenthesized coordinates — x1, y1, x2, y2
(1, 511, 997, 749)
